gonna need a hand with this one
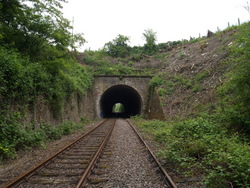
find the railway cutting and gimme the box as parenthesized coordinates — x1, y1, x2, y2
(3, 119, 177, 188)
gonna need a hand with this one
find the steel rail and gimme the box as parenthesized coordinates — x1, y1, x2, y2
(2, 119, 107, 188)
(75, 119, 116, 188)
(127, 120, 178, 188)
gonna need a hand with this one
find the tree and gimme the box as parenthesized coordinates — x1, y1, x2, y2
(142, 29, 158, 55)
(104, 34, 130, 57)
(0, 0, 85, 60)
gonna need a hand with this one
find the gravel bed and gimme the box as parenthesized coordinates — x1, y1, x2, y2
(17, 181, 77, 188)
(38, 168, 84, 174)
(87, 119, 169, 188)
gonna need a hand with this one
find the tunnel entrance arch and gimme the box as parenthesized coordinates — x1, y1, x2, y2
(100, 85, 142, 118)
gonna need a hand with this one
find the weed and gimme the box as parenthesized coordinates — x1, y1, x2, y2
(195, 70, 210, 82)
(149, 75, 165, 88)
(192, 82, 202, 92)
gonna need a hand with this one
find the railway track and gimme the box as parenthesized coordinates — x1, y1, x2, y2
(2, 119, 177, 188)
(3, 119, 115, 188)
(127, 120, 177, 188)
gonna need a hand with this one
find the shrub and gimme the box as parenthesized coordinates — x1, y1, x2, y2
(132, 117, 250, 187)
(104, 34, 130, 58)
(0, 46, 93, 116)
(149, 75, 165, 88)
(0, 111, 88, 160)
(204, 140, 250, 187)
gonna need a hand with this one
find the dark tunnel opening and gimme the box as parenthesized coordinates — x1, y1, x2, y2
(100, 85, 142, 118)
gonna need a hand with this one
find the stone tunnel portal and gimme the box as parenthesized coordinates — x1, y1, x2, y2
(100, 85, 142, 118)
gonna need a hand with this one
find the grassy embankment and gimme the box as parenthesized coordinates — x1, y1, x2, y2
(132, 23, 250, 187)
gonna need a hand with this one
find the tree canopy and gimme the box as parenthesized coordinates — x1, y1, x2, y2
(104, 34, 130, 58)
(142, 29, 158, 55)
(0, 0, 85, 60)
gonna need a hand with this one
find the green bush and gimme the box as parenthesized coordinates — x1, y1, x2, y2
(149, 75, 165, 88)
(0, 112, 44, 159)
(204, 139, 250, 187)
(0, 112, 88, 160)
(157, 88, 166, 96)
(104, 34, 130, 58)
(132, 117, 250, 187)
(0, 46, 93, 115)
(0, 0, 93, 161)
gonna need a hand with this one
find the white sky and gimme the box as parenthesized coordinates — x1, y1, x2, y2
(62, 0, 250, 51)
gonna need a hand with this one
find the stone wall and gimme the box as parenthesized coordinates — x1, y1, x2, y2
(145, 89, 165, 120)
(20, 75, 165, 126)
(23, 90, 94, 126)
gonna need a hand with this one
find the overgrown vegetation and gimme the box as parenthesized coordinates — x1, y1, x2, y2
(0, 0, 93, 161)
(1, 2, 249, 187)
(132, 117, 250, 187)
(0, 47, 93, 114)
(82, 50, 137, 75)
(149, 74, 192, 96)
(218, 23, 250, 135)
(0, 112, 90, 160)
(142, 29, 158, 55)
(0, 0, 93, 111)
(104, 34, 131, 58)
(132, 22, 250, 187)
(102, 29, 158, 58)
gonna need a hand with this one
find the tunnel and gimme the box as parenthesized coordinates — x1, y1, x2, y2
(100, 85, 142, 118)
